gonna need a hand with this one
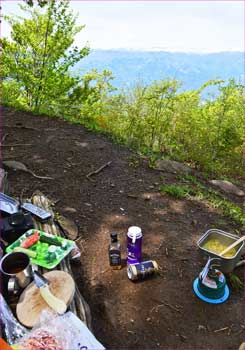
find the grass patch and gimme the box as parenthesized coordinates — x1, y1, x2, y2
(160, 181, 244, 226)
(159, 185, 192, 199)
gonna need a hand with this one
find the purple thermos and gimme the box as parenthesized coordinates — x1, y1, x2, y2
(127, 226, 142, 264)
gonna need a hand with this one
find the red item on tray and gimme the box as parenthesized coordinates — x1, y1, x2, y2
(21, 231, 39, 249)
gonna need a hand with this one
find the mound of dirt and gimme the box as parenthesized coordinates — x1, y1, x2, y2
(2, 107, 244, 350)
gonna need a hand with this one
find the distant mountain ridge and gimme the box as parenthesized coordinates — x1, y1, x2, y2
(75, 50, 244, 91)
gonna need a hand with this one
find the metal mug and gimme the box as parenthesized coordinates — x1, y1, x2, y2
(0, 252, 33, 294)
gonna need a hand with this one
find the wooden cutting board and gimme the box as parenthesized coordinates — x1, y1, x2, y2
(16, 270, 75, 327)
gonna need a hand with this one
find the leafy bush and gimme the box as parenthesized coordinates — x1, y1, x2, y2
(1, 1, 243, 178)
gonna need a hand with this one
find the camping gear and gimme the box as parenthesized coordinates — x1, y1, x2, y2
(6, 229, 75, 269)
(0, 252, 33, 294)
(0, 193, 19, 216)
(127, 226, 142, 264)
(109, 232, 121, 270)
(16, 270, 75, 327)
(197, 229, 244, 273)
(0, 294, 28, 345)
(1, 211, 34, 244)
(21, 202, 52, 222)
(127, 260, 158, 281)
(219, 236, 245, 257)
(33, 271, 67, 315)
(193, 257, 229, 304)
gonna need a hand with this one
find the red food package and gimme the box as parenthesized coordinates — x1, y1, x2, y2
(20, 329, 63, 350)
(21, 231, 39, 249)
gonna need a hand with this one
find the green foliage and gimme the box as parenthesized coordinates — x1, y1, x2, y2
(75, 77, 243, 178)
(228, 273, 243, 290)
(1, 0, 89, 112)
(160, 180, 244, 226)
(159, 185, 192, 199)
(1, 2, 243, 179)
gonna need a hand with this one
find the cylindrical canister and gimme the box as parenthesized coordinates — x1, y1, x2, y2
(127, 226, 142, 264)
(127, 260, 158, 281)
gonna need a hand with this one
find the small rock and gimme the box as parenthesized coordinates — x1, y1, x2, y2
(143, 194, 151, 201)
(75, 141, 88, 147)
(85, 202, 92, 207)
(179, 334, 187, 342)
(130, 319, 134, 323)
(57, 215, 78, 240)
(155, 159, 192, 175)
(209, 180, 244, 197)
(198, 325, 207, 332)
(231, 323, 241, 333)
(146, 317, 151, 322)
(149, 185, 155, 189)
(192, 219, 198, 225)
(62, 206, 77, 214)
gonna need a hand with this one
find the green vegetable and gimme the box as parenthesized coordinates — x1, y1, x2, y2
(40, 234, 62, 246)
(13, 247, 37, 258)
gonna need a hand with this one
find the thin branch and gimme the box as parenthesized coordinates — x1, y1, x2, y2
(1, 134, 9, 144)
(86, 161, 112, 181)
(2, 144, 33, 147)
(3, 125, 39, 131)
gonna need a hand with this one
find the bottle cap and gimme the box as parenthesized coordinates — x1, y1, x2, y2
(127, 226, 142, 243)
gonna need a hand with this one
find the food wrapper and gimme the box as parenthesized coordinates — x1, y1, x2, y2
(14, 310, 105, 350)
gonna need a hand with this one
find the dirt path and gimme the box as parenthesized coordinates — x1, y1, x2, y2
(2, 107, 244, 350)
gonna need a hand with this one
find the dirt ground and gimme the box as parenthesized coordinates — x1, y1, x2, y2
(2, 107, 244, 350)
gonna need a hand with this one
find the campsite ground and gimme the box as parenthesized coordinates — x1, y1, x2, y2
(3, 107, 244, 350)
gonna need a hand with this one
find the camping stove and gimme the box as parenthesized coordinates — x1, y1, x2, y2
(193, 257, 229, 304)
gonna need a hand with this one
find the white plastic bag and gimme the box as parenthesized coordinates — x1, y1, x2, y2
(61, 312, 105, 350)
(15, 310, 105, 350)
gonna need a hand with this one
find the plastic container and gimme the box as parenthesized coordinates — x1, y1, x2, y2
(197, 229, 244, 273)
(6, 229, 75, 269)
(127, 226, 142, 264)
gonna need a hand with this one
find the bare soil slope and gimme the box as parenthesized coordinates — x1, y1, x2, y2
(2, 107, 244, 350)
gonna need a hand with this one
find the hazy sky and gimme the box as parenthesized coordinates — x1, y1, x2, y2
(2, 1, 244, 52)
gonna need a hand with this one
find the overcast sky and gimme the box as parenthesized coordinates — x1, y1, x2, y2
(1, 1, 244, 52)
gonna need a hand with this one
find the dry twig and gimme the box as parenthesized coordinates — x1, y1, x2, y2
(86, 161, 112, 181)
(4, 125, 39, 131)
(1, 134, 9, 144)
(151, 301, 182, 314)
(2, 143, 33, 147)
(213, 327, 230, 333)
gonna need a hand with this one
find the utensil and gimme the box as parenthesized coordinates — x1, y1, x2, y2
(219, 236, 245, 257)
(33, 271, 67, 315)
(0, 192, 19, 215)
(197, 229, 244, 273)
(17, 270, 75, 327)
(0, 252, 33, 294)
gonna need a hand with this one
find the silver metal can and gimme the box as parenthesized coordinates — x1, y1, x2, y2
(127, 260, 158, 281)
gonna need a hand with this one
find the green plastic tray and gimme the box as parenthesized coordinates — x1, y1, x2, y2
(6, 229, 75, 269)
